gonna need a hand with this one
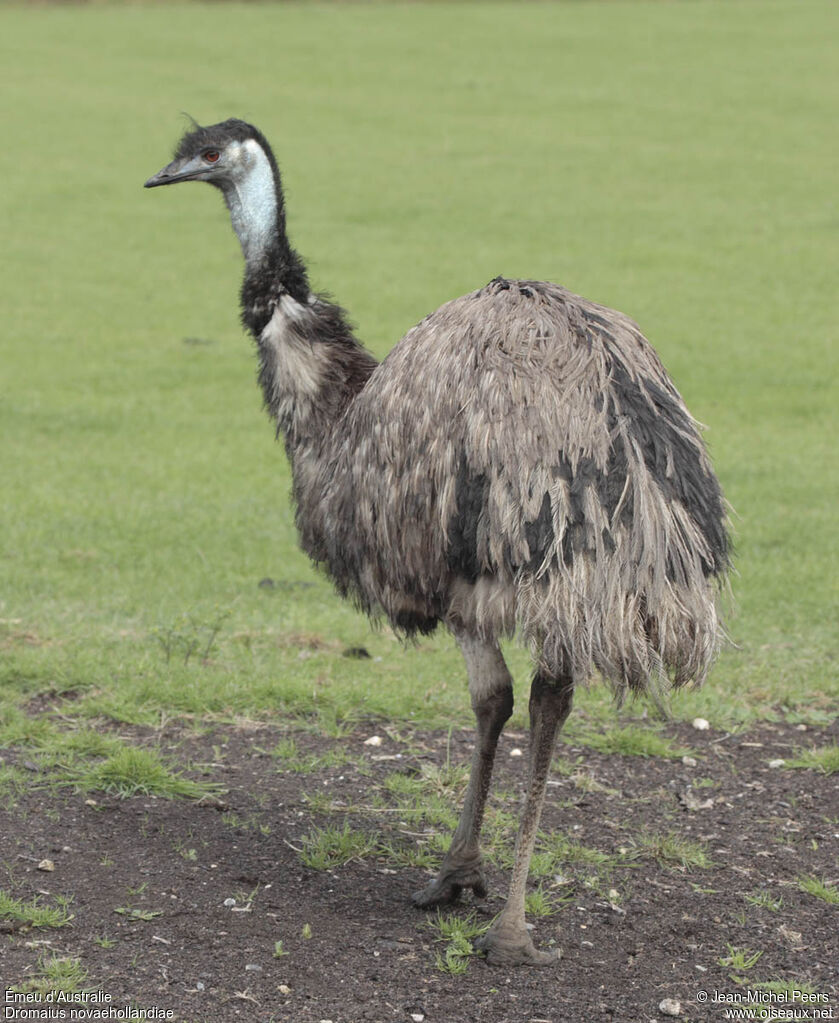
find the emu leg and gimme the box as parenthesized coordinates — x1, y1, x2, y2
(475, 672, 573, 966)
(412, 635, 513, 908)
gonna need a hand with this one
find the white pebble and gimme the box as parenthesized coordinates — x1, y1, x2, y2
(768, 758, 786, 768)
(363, 735, 383, 747)
(223, 897, 236, 907)
(681, 755, 697, 767)
(196, 982, 205, 991)
(37, 859, 55, 872)
(411, 1015, 425, 1022)
(244, 963, 262, 972)
(509, 747, 523, 757)
(659, 998, 682, 1016)
(692, 718, 710, 731)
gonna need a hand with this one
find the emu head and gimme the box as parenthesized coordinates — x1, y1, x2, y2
(144, 118, 271, 190)
(145, 118, 282, 263)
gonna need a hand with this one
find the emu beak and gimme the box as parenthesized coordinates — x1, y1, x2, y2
(144, 156, 197, 188)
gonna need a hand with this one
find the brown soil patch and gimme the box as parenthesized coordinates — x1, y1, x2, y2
(1, 720, 837, 1022)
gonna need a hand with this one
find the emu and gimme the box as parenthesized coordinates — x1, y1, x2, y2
(145, 119, 730, 966)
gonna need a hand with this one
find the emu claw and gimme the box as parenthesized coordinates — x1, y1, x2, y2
(474, 921, 560, 967)
(411, 862, 488, 908)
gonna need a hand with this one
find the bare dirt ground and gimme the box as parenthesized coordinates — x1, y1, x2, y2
(2, 718, 837, 1023)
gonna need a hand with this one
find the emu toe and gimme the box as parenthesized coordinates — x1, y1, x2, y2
(474, 920, 560, 967)
(411, 860, 488, 908)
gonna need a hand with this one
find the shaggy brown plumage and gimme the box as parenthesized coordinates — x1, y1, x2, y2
(146, 120, 730, 967)
(319, 277, 728, 695)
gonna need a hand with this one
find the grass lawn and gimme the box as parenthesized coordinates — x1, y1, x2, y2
(1, 0, 837, 750)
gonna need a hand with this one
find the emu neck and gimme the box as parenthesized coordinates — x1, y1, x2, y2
(222, 140, 281, 268)
(222, 141, 378, 468)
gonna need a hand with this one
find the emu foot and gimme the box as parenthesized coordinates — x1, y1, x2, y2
(411, 859, 488, 908)
(474, 919, 560, 967)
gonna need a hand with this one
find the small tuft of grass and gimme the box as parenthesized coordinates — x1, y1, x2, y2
(298, 821, 376, 870)
(718, 944, 764, 974)
(220, 809, 271, 834)
(530, 830, 618, 878)
(376, 838, 438, 870)
(579, 725, 692, 759)
(72, 746, 220, 800)
(435, 938, 473, 975)
(10, 954, 90, 996)
(114, 906, 163, 921)
(0, 764, 31, 808)
(525, 883, 571, 918)
(744, 889, 784, 912)
(427, 910, 488, 976)
(271, 736, 355, 773)
(427, 908, 487, 944)
(273, 940, 288, 958)
(150, 606, 231, 666)
(569, 769, 617, 795)
(632, 830, 712, 870)
(797, 875, 839, 905)
(378, 770, 459, 832)
(786, 743, 839, 775)
(0, 890, 73, 930)
(382, 771, 426, 799)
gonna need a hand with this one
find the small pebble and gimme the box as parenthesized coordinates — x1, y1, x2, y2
(411, 1015, 425, 1022)
(223, 898, 236, 907)
(196, 982, 205, 991)
(364, 735, 383, 747)
(681, 755, 697, 767)
(37, 859, 55, 872)
(692, 718, 710, 731)
(244, 963, 262, 972)
(768, 759, 786, 769)
(510, 748, 523, 757)
(278, 984, 291, 995)
(659, 998, 682, 1017)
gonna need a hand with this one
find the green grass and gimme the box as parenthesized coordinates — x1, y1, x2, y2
(297, 821, 377, 870)
(71, 746, 221, 800)
(0, 891, 74, 930)
(577, 725, 693, 759)
(10, 955, 90, 997)
(744, 890, 784, 913)
(632, 830, 713, 871)
(786, 744, 839, 775)
(796, 876, 839, 905)
(271, 736, 356, 773)
(427, 910, 488, 975)
(718, 944, 764, 975)
(0, 0, 836, 746)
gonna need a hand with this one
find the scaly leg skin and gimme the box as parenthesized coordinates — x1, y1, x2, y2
(475, 672, 574, 966)
(412, 635, 513, 908)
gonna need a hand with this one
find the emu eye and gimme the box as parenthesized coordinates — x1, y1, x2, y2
(203, 150, 220, 164)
